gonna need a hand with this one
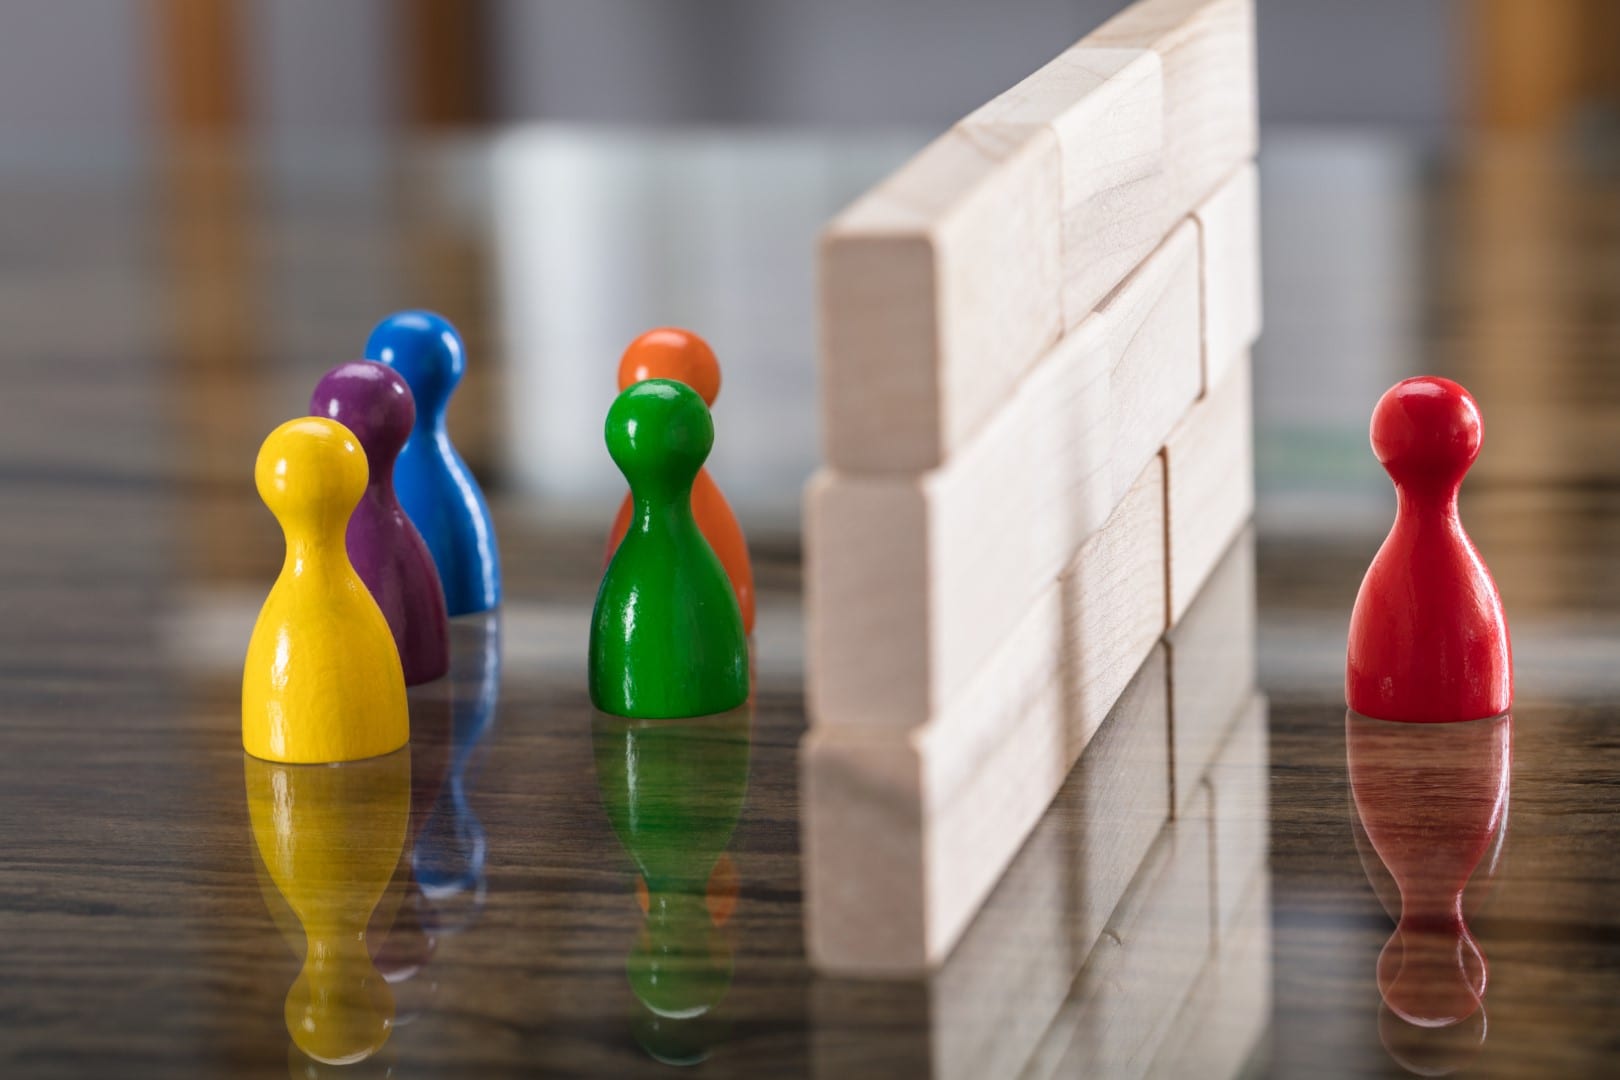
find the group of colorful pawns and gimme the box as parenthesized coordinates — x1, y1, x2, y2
(242, 315, 755, 764)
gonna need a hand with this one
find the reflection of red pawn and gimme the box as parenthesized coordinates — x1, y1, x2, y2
(1347, 377, 1513, 722)
(1347, 711, 1510, 1073)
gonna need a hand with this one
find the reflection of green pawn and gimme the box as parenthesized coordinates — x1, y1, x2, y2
(590, 379, 749, 718)
(592, 708, 751, 1065)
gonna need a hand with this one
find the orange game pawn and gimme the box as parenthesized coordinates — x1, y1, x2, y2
(606, 328, 756, 634)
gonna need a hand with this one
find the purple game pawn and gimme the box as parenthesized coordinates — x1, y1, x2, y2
(311, 361, 451, 686)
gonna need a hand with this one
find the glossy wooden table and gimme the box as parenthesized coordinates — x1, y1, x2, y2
(4, 132, 1620, 1078)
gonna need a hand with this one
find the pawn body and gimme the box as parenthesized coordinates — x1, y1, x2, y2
(245, 749, 410, 1065)
(591, 380, 748, 718)
(606, 328, 756, 634)
(311, 360, 450, 685)
(366, 311, 501, 616)
(1347, 377, 1512, 722)
(242, 417, 409, 764)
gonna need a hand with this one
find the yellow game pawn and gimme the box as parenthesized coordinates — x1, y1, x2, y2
(243, 417, 409, 764)
(245, 750, 410, 1066)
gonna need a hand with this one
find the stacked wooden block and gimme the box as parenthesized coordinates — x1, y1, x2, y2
(802, 0, 1262, 975)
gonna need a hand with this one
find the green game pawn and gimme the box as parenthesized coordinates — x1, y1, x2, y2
(590, 379, 749, 718)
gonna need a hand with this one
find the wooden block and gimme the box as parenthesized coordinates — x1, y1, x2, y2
(810, 643, 1172, 1076)
(1207, 692, 1270, 936)
(1193, 162, 1262, 392)
(819, 0, 1258, 475)
(1164, 353, 1253, 624)
(1090, 0, 1259, 213)
(1023, 793, 1215, 1079)
(820, 124, 1063, 474)
(965, 46, 1175, 331)
(808, 225, 1199, 731)
(1147, 870, 1273, 1080)
(803, 620, 1171, 978)
(1166, 528, 1257, 816)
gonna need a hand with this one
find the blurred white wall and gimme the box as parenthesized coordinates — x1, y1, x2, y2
(488, 128, 923, 528)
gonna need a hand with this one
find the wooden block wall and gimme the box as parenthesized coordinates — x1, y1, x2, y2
(808, 226, 1199, 729)
(805, 0, 1261, 976)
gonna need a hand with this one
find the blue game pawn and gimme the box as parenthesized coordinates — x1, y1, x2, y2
(365, 311, 501, 616)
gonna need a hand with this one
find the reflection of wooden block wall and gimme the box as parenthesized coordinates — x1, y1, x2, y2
(808, 539, 1270, 1080)
(803, 0, 1262, 976)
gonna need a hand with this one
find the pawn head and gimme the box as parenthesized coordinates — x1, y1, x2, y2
(255, 417, 368, 537)
(618, 327, 721, 406)
(605, 379, 714, 492)
(309, 361, 415, 479)
(628, 892, 734, 1020)
(1370, 376, 1483, 490)
(1377, 923, 1486, 1028)
(365, 310, 465, 421)
(285, 964, 394, 1065)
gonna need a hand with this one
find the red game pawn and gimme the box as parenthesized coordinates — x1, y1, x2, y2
(1346, 377, 1512, 722)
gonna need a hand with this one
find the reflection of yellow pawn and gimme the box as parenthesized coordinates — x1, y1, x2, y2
(243, 417, 408, 763)
(246, 750, 410, 1066)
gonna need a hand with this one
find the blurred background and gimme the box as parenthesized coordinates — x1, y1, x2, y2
(5, 0, 1620, 536)
(0, 0, 1574, 143)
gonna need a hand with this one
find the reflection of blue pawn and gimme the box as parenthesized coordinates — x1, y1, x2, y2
(412, 613, 501, 927)
(365, 310, 501, 616)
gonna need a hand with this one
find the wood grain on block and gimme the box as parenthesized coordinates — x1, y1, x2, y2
(1023, 793, 1215, 1079)
(808, 226, 1198, 731)
(966, 46, 1174, 331)
(1164, 354, 1254, 624)
(811, 647, 1170, 1073)
(1208, 692, 1270, 936)
(802, 635, 1171, 978)
(1166, 527, 1257, 816)
(1193, 162, 1262, 392)
(1147, 871, 1273, 1080)
(820, 124, 1063, 474)
(1090, 0, 1259, 213)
